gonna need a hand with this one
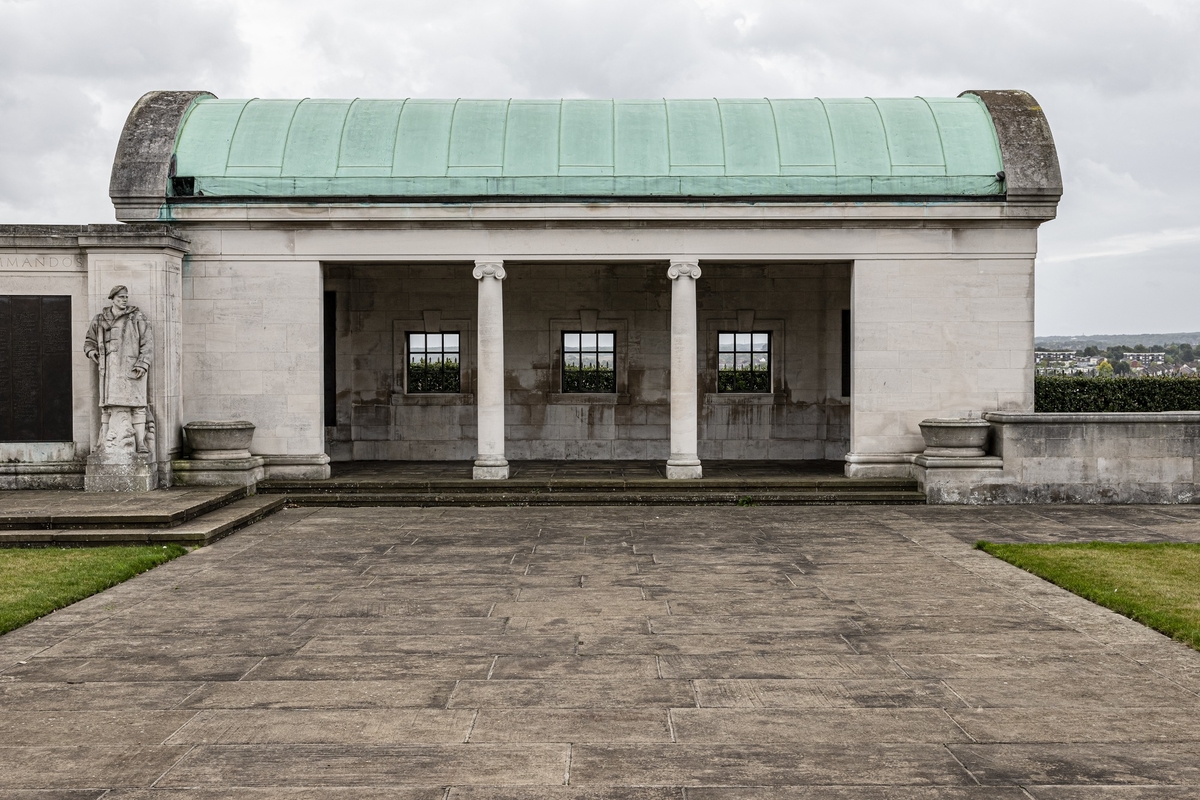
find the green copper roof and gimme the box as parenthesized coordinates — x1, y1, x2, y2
(170, 97, 1005, 200)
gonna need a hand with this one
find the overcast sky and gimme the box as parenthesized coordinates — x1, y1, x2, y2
(2, 0, 1197, 336)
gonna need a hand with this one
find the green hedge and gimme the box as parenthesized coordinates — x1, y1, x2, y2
(407, 360, 460, 393)
(718, 369, 771, 393)
(563, 365, 615, 393)
(1035, 376, 1200, 412)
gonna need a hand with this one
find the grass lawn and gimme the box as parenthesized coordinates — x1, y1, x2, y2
(0, 544, 188, 635)
(977, 541, 1200, 650)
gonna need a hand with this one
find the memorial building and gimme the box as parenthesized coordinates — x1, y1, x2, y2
(0, 90, 1061, 489)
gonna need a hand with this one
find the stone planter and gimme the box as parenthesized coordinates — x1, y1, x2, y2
(919, 418, 991, 458)
(184, 420, 255, 460)
(175, 421, 263, 488)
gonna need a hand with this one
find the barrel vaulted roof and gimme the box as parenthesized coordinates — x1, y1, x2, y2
(167, 96, 1007, 199)
(109, 90, 1061, 219)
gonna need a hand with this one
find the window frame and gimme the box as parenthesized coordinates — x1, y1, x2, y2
(405, 330, 463, 394)
(716, 330, 773, 394)
(560, 330, 618, 394)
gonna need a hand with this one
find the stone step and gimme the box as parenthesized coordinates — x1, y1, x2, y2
(259, 477, 920, 495)
(278, 489, 927, 507)
(0, 495, 285, 546)
(0, 487, 248, 530)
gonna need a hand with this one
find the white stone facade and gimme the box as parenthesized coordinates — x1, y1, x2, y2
(0, 89, 1062, 492)
(171, 206, 1042, 479)
(0, 205, 1047, 486)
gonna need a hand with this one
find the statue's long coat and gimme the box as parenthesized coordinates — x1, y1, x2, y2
(84, 304, 152, 408)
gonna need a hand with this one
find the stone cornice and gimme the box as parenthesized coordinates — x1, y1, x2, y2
(159, 199, 1057, 226)
(0, 224, 189, 253)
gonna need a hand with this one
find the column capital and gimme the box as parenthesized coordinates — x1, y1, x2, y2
(667, 260, 701, 280)
(473, 260, 506, 281)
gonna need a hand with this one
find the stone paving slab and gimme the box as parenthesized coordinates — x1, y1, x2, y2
(2, 505, 1200, 795)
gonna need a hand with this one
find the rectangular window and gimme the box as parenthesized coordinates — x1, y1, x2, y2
(407, 332, 461, 393)
(718, 331, 771, 393)
(562, 331, 616, 393)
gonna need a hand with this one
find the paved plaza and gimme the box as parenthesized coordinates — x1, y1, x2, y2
(3, 504, 1200, 796)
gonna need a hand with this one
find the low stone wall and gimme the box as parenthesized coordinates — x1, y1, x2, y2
(920, 412, 1200, 504)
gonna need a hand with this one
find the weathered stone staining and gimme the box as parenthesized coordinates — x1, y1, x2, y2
(83, 285, 158, 492)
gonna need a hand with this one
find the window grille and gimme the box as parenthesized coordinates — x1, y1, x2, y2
(562, 331, 616, 393)
(718, 332, 771, 393)
(407, 332, 461, 393)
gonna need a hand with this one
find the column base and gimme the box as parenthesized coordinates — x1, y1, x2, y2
(473, 459, 509, 480)
(665, 460, 702, 480)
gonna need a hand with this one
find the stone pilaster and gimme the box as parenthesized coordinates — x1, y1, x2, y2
(473, 260, 508, 480)
(667, 260, 702, 479)
(80, 230, 188, 488)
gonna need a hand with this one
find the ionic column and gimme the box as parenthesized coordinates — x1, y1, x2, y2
(666, 260, 702, 479)
(473, 260, 509, 480)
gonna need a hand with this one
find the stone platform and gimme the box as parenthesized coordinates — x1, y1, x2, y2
(0, 487, 283, 546)
(260, 459, 927, 506)
(1, 505, 1199, 794)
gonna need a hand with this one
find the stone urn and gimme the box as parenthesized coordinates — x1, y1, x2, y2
(184, 420, 256, 460)
(918, 418, 991, 458)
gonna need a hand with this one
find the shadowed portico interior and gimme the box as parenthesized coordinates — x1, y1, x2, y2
(326, 261, 851, 465)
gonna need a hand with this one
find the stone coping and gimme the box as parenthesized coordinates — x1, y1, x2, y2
(986, 411, 1200, 424)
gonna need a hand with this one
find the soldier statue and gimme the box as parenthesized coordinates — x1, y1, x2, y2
(84, 285, 154, 456)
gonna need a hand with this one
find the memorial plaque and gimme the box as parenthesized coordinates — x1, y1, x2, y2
(0, 295, 73, 442)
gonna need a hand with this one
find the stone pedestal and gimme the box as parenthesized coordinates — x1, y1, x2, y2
(913, 417, 1002, 503)
(85, 455, 158, 492)
(666, 260, 702, 480)
(84, 406, 158, 492)
(173, 456, 264, 488)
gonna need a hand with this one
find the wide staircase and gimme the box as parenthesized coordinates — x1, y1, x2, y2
(258, 460, 926, 507)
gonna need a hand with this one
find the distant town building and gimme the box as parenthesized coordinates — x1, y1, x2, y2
(1125, 353, 1166, 364)
(1035, 352, 1099, 376)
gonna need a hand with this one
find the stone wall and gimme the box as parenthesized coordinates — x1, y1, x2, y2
(922, 412, 1200, 503)
(181, 253, 328, 477)
(0, 242, 90, 475)
(327, 262, 849, 462)
(0, 225, 185, 488)
(849, 230, 1037, 465)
